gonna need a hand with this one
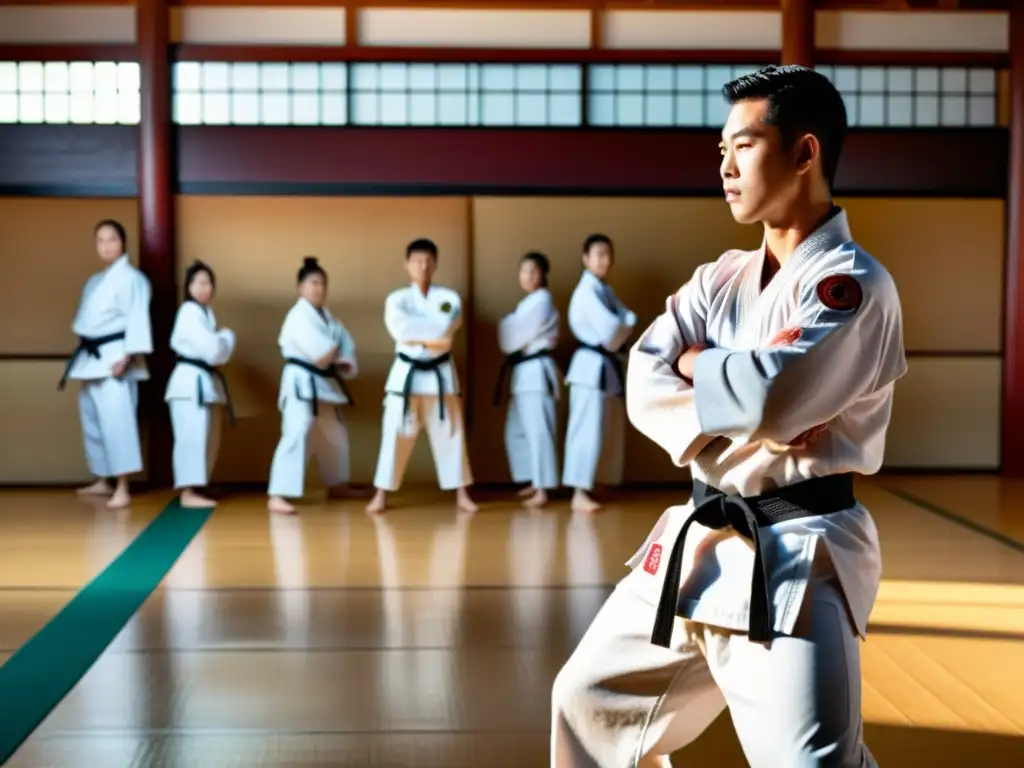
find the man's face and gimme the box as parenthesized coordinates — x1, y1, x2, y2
(582, 242, 613, 279)
(719, 98, 802, 225)
(406, 249, 437, 285)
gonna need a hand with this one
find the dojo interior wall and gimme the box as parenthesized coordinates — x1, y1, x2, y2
(0, 195, 1004, 485)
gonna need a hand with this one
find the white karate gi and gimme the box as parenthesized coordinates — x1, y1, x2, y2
(267, 298, 357, 499)
(552, 209, 907, 767)
(165, 301, 236, 489)
(64, 254, 153, 479)
(372, 283, 472, 492)
(562, 270, 636, 491)
(497, 287, 561, 490)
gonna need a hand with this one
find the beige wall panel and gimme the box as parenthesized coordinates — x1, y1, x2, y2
(886, 356, 1001, 469)
(0, 198, 139, 355)
(470, 196, 759, 485)
(175, 196, 470, 486)
(835, 198, 1004, 354)
(603, 10, 781, 51)
(816, 11, 1009, 52)
(171, 7, 346, 46)
(358, 8, 590, 49)
(0, 361, 149, 484)
(0, 5, 135, 44)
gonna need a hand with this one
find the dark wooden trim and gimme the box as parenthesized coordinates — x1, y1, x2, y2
(0, 45, 137, 62)
(782, 0, 814, 68)
(137, 0, 175, 488)
(904, 350, 1002, 357)
(0, 183, 138, 197)
(815, 49, 1010, 68)
(1002, 0, 1024, 477)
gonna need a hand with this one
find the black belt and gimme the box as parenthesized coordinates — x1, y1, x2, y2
(492, 349, 553, 406)
(175, 355, 236, 427)
(574, 342, 625, 395)
(285, 357, 355, 417)
(390, 352, 451, 421)
(57, 331, 126, 390)
(650, 473, 857, 647)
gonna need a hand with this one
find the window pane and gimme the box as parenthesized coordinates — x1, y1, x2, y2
(174, 62, 201, 92)
(587, 93, 615, 125)
(860, 67, 885, 93)
(644, 94, 673, 126)
(69, 62, 94, 93)
(379, 63, 407, 91)
(887, 95, 913, 126)
(704, 65, 732, 94)
(93, 62, 118, 94)
(117, 90, 139, 124)
(915, 67, 939, 93)
(202, 62, 230, 91)
(437, 64, 467, 92)
(676, 66, 702, 92)
(437, 92, 467, 125)
(291, 63, 319, 92)
(18, 93, 43, 121)
(174, 92, 201, 125)
(260, 64, 289, 91)
(481, 92, 514, 124)
(232, 92, 260, 125)
(44, 62, 69, 92)
(548, 93, 579, 126)
(231, 63, 260, 91)
(351, 91, 378, 124)
(832, 66, 858, 92)
(202, 92, 230, 125)
(914, 94, 939, 126)
(888, 68, 913, 94)
(616, 93, 644, 126)
(0, 93, 17, 122)
(549, 65, 580, 92)
(44, 92, 69, 123)
(291, 92, 320, 125)
(859, 94, 885, 126)
(117, 62, 140, 92)
(588, 65, 615, 92)
(408, 63, 435, 92)
(515, 64, 547, 91)
(940, 95, 966, 126)
(704, 93, 729, 127)
(616, 65, 644, 92)
(815, 65, 834, 83)
(0, 62, 17, 92)
(646, 66, 673, 93)
(379, 91, 408, 125)
(968, 95, 995, 126)
(69, 91, 94, 123)
(481, 65, 515, 91)
(320, 91, 347, 125)
(320, 63, 347, 91)
(260, 92, 289, 125)
(95, 91, 120, 124)
(675, 93, 703, 126)
(409, 92, 436, 125)
(515, 92, 546, 125)
(941, 68, 967, 93)
(18, 62, 44, 92)
(968, 69, 996, 94)
(841, 93, 858, 126)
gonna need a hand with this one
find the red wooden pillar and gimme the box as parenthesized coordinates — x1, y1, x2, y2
(137, 0, 175, 488)
(781, 0, 814, 68)
(1003, 0, 1024, 477)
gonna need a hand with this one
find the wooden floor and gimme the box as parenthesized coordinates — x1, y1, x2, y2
(1, 477, 1022, 767)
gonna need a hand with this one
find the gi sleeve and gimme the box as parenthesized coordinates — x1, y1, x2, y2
(336, 322, 358, 379)
(498, 291, 556, 354)
(384, 291, 452, 343)
(693, 265, 906, 444)
(122, 271, 153, 356)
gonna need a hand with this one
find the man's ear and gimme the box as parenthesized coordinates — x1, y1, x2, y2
(794, 133, 820, 176)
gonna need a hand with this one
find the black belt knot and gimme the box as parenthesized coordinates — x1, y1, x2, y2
(57, 331, 127, 390)
(575, 342, 625, 395)
(492, 349, 553, 406)
(650, 473, 856, 648)
(391, 352, 452, 420)
(285, 357, 355, 417)
(175, 355, 236, 427)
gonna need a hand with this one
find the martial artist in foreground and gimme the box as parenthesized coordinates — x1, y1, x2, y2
(366, 239, 477, 514)
(495, 252, 561, 508)
(551, 65, 906, 767)
(64, 219, 153, 510)
(267, 257, 358, 515)
(563, 234, 636, 513)
(165, 260, 236, 509)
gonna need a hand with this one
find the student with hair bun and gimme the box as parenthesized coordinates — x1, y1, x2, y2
(267, 256, 359, 515)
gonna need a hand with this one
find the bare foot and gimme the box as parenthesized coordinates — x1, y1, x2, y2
(267, 496, 296, 515)
(180, 489, 217, 509)
(106, 487, 131, 509)
(365, 489, 387, 515)
(77, 479, 112, 496)
(517, 485, 536, 498)
(456, 487, 478, 514)
(570, 488, 601, 514)
(523, 489, 548, 508)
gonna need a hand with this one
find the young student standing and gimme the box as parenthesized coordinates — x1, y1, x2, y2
(165, 260, 236, 509)
(366, 238, 477, 515)
(62, 219, 153, 510)
(495, 252, 561, 508)
(267, 257, 358, 515)
(562, 234, 637, 513)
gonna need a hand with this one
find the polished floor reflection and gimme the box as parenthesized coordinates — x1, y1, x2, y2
(1, 477, 1023, 767)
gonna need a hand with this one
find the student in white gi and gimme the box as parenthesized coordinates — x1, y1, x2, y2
(366, 238, 477, 515)
(495, 252, 561, 508)
(551, 66, 906, 768)
(165, 260, 236, 509)
(563, 234, 637, 513)
(63, 219, 152, 510)
(267, 257, 358, 516)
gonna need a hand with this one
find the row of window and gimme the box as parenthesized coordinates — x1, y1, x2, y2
(0, 60, 1004, 129)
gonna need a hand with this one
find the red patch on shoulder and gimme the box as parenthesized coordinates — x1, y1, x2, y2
(643, 544, 663, 575)
(815, 274, 863, 312)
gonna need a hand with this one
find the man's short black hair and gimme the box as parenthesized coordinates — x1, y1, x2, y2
(582, 233, 613, 254)
(406, 238, 438, 260)
(723, 65, 847, 190)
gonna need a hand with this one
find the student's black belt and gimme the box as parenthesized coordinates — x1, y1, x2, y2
(650, 472, 857, 647)
(175, 355, 236, 427)
(391, 352, 452, 421)
(284, 357, 354, 417)
(57, 331, 126, 390)
(574, 342, 624, 395)
(492, 349, 553, 406)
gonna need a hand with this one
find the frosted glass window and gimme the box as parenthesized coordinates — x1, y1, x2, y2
(616, 65, 644, 91)
(291, 92, 320, 125)
(18, 92, 43, 122)
(859, 94, 885, 126)
(941, 68, 967, 93)
(588, 93, 615, 126)
(549, 93, 579, 126)
(550, 65, 580, 91)
(646, 66, 673, 92)
(380, 93, 408, 124)
(0, 93, 17, 122)
(841, 93, 858, 126)
(174, 62, 201, 91)
(833, 67, 858, 92)
(704, 65, 733, 93)
(352, 92, 378, 124)
(117, 62, 139, 92)
(887, 95, 913, 126)
(291, 63, 319, 92)
(231, 92, 260, 125)
(0, 63, 17, 92)
(231, 63, 260, 91)
(44, 92, 69, 123)
(409, 92, 436, 125)
(644, 94, 673, 125)
(321, 63, 346, 91)
(482, 93, 514, 125)
(888, 68, 913, 93)
(260, 64, 289, 91)
(675, 94, 703, 126)
(116, 90, 139, 124)
(515, 93, 546, 125)
(18, 62, 43, 91)
(93, 91, 118, 124)
(940, 95, 966, 126)
(437, 92, 467, 125)
(69, 91, 94, 124)
(93, 62, 119, 94)
(968, 95, 995, 126)
(589, 65, 616, 92)
(860, 67, 885, 93)
(260, 92, 290, 125)
(969, 69, 996, 94)
(914, 95, 940, 126)
(352, 64, 379, 91)
(437, 65, 467, 91)
(174, 92, 201, 125)
(482, 65, 515, 91)
(44, 62, 69, 92)
(516, 65, 547, 91)
(379, 63, 407, 91)
(409, 64, 435, 91)
(704, 93, 729, 127)
(815, 65, 834, 83)
(915, 68, 940, 92)
(320, 92, 346, 125)
(201, 92, 230, 125)
(616, 93, 644, 126)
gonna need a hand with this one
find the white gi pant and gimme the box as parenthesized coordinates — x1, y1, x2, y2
(78, 377, 142, 478)
(505, 392, 559, 490)
(268, 397, 350, 499)
(169, 399, 224, 489)
(373, 393, 472, 491)
(562, 386, 625, 491)
(551, 565, 875, 768)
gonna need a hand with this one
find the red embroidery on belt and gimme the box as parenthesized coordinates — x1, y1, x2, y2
(643, 543, 663, 575)
(815, 274, 863, 312)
